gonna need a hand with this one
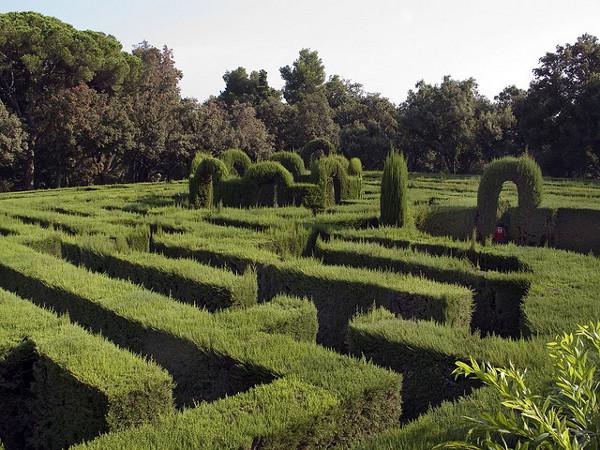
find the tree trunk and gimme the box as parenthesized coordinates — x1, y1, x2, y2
(23, 147, 35, 190)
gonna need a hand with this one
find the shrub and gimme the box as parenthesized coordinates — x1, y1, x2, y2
(188, 152, 208, 206)
(311, 156, 348, 207)
(437, 321, 600, 449)
(191, 156, 229, 208)
(380, 152, 409, 226)
(244, 162, 294, 207)
(348, 158, 363, 177)
(269, 152, 306, 179)
(301, 138, 336, 166)
(477, 155, 543, 242)
(220, 149, 252, 177)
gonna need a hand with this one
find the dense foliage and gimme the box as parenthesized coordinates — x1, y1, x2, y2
(439, 321, 600, 449)
(380, 152, 409, 226)
(1, 12, 600, 192)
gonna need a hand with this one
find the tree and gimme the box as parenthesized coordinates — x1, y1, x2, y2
(229, 101, 273, 160)
(124, 42, 183, 182)
(0, 12, 136, 188)
(520, 34, 600, 177)
(287, 91, 339, 149)
(280, 49, 326, 104)
(0, 101, 27, 190)
(221, 67, 280, 106)
(399, 76, 498, 173)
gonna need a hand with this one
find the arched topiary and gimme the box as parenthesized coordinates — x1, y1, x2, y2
(188, 152, 208, 206)
(311, 156, 348, 207)
(477, 155, 543, 242)
(300, 138, 336, 166)
(380, 152, 409, 227)
(244, 161, 294, 207)
(269, 151, 306, 179)
(192, 156, 229, 208)
(220, 148, 252, 177)
(348, 158, 363, 177)
(331, 154, 350, 170)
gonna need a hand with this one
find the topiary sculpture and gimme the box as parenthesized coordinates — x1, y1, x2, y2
(476, 155, 543, 242)
(220, 149, 252, 177)
(300, 138, 336, 167)
(269, 151, 306, 179)
(191, 156, 229, 208)
(380, 152, 409, 227)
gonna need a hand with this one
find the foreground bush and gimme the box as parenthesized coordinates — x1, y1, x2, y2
(380, 152, 409, 226)
(438, 321, 600, 449)
(477, 156, 543, 242)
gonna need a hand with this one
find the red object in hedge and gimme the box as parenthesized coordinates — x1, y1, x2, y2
(493, 226, 507, 243)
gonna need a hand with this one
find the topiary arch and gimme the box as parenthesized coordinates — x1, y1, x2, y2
(220, 149, 252, 177)
(269, 151, 306, 179)
(300, 138, 336, 167)
(476, 155, 543, 241)
(191, 156, 229, 208)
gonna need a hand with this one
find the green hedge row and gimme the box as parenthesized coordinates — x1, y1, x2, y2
(0, 288, 174, 450)
(58, 235, 257, 311)
(257, 257, 473, 350)
(314, 237, 530, 337)
(347, 308, 549, 421)
(73, 378, 338, 450)
(0, 240, 401, 447)
(152, 232, 280, 274)
(269, 151, 306, 179)
(329, 226, 528, 272)
(419, 204, 600, 255)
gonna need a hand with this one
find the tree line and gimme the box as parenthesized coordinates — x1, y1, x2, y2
(1, 11, 599, 191)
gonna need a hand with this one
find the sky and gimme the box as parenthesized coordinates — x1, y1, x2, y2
(3, 0, 600, 104)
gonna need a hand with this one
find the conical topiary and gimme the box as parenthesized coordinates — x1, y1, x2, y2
(380, 152, 408, 226)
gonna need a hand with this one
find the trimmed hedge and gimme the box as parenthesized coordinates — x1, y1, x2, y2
(0, 288, 174, 450)
(0, 240, 401, 447)
(244, 161, 294, 207)
(190, 156, 229, 208)
(329, 226, 528, 272)
(380, 152, 409, 226)
(300, 138, 336, 166)
(73, 378, 339, 450)
(257, 257, 473, 350)
(347, 308, 549, 421)
(219, 148, 252, 177)
(58, 235, 258, 311)
(188, 152, 208, 206)
(315, 237, 530, 337)
(477, 156, 543, 241)
(310, 156, 362, 207)
(269, 151, 306, 179)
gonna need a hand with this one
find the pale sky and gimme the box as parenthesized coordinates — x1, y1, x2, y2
(3, 0, 600, 104)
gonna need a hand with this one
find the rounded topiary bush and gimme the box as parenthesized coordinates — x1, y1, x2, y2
(348, 158, 363, 177)
(269, 151, 306, 179)
(380, 152, 409, 227)
(300, 138, 336, 166)
(220, 148, 252, 177)
(191, 156, 229, 208)
(244, 161, 294, 207)
(188, 152, 209, 206)
(477, 155, 543, 241)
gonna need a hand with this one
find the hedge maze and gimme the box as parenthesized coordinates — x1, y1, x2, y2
(0, 163, 600, 449)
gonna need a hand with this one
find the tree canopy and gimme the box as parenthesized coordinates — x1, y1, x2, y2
(1, 11, 599, 191)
